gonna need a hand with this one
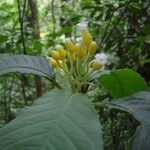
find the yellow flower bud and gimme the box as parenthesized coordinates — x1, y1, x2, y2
(89, 41, 96, 55)
(68, 52, 75, 62)
(50, 50, 60, 60)
(58, 60, 67, 70)
(92, 59, 103, 71)
(56, 45, 66, 60)
(49, 58, 59, 68)
(58, 60, 63, 67)
(82, 29, 92, 49)
(75, 43, 86, 59)
(65, 38, 76, 53)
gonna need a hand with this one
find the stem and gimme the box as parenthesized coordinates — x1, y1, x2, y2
(48, 78, 62, 89)
(70, 54, 74, 75)
(82, 69, 94, 79)
(76, 57, 81, 78)
(85, 52, 91, 73)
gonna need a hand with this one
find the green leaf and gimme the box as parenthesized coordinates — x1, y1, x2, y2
(142, 24, 150, 34)
(132, 124, 150, 150)
(140, 58, 150, 65)
(108, 91, 150, 149)
(0, 54, 54, 79)
(0, 35, 8, 44)
(108, 91, 150, 124)
(99, 69, 147, 98)
(130, 2, 141, 10)
(0, 89, 103, 150)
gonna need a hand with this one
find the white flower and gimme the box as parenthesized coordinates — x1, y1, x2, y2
(77, 21, 88, 31)
(95, 53, 108, 65)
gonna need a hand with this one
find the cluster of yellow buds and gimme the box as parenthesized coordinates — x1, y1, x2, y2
(48, 21, 108, 91)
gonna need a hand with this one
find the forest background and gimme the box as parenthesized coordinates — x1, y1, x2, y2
(0, 0, 149, 149)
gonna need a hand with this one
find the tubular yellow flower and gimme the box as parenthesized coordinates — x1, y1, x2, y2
(56, 45, 66, 60)
(58, 60, 69, 72)
(75, 43, 86, 59)
(65, 38, 76, 53)
(58, 60, 63, 67)
(68, 52, 75, 62)
(92, 59, 103, 71)
(82, 29, 92, 49)
(49, 57, 59, 68)
(50, 50, 60, 60)
(89, 41, 96, 55)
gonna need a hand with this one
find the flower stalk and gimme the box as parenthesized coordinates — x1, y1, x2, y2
(47, 21, 108, 93)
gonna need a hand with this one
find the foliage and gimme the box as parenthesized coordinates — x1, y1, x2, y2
(108, 91, 150, 149)
(99, 68, 147, 98)
(0, 0, 149, 150)
(0, 54, 54, 79)
(0, 89, 103, 150)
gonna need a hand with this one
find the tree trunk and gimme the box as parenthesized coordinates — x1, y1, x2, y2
(28, 0, 43, 98)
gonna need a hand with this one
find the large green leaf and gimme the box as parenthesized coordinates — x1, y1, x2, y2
(99, 68, 147, 98)
(108, 91, 150, 150)
(0, 54, 54, 79)
(132, 124, 150, 150)
(108, 91, 150, 124)
(0, 89, 103, 150)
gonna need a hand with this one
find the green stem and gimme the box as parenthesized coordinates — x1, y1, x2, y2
(48, 79, 62, 89)
(82, 69, 94, 79)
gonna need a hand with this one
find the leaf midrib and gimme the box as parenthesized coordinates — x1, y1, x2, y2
(109, 97, 150, 125)
(112, 71, 125, 97)
(0, 66, 49, 77)
(2, 92, 76, 150)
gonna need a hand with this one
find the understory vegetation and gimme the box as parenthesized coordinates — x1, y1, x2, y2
(0, 0, 150, 150)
